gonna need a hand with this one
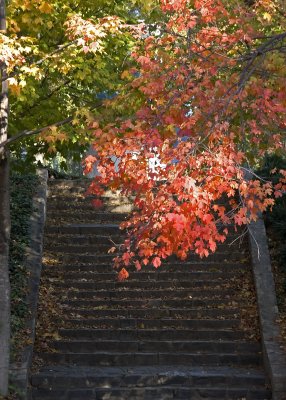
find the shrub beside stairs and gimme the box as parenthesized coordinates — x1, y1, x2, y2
(29, 179, 272, 399)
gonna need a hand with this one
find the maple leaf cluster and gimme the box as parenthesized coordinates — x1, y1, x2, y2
(85, 0, 286, 277)
(65, 15, 123, 54)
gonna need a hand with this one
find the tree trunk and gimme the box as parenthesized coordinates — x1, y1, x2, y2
(0, 0, 11, 396)
(0, 158, 10, 397)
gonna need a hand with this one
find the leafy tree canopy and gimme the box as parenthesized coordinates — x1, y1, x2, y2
(1, 0, 286, 278)
(1, 0, 160, 166)
(82, 0, 286, 277)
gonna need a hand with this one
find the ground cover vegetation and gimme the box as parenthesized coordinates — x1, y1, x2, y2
(0, 0, 286, 396)
(9, 172, 38, 356)
(6, 172, 38, 400)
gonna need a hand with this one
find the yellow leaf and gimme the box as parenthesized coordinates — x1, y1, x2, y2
(263, 12, 272, 21)
(72, 118, 80, 126)
(22, 13, 31, 24)
(121, 70, 131, 79)
(77, 70, 86, 81)
(8, 19, 20, 33)
(56, 132, 68, 142)
(60, 63, 71, 75)
(39, 2, 53, 14)
(9, 83, 21, 96)
(34, 17, 44, 25)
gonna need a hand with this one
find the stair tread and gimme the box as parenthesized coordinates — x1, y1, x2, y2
(33, 364, 267, 376)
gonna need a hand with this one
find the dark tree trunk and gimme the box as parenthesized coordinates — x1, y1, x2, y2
(0, 0, 10, 395)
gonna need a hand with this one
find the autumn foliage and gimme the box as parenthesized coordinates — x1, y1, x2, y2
(2, 0, 285, 278)
(83, 0, 286, 277)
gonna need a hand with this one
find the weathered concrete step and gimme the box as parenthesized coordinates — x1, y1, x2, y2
(47, 200, 134, 212)
(48, 200, 134, 214)
(37, 351, 263, 367)
(48, 178, 91, 188)
(44, 233, 248, 249)
(46, 243, 248, 255)
(45, 224, 121, 235)
(53, 279, 234, 290)
(44, 231, 248, 243)
(48, 180, 125, 195)
(46, 270, 242, 281)
(47, 209, 127, 217)
(60, 307, 240, 319)
(55, 262, 249, 273)
(44, 233, 122, 245)
(52, 340, 260, 354)
(52, 251, 249, 264)
(48, 191, 130, 202)
(48, 181, 131, 200)
(45, 223, 247, 238)
(45, 242, 118, 253)
(31, 365, 269, 390)
(59, 328, 248, 341)
(59, 318, 240, 330)
(46, 211, 128, 222)
(30, 385, 271, 400)
(64, 288, 236, 300)
(62, 298, 245, 309)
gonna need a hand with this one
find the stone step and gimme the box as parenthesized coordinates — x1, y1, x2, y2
(53, 262, 249, 273)
(30, 384, 271, 400)
(47, 180, 124, 195)
(60, 307, 240, 319)
(37, 351, 263, 367)
(51, 340, 260, 354)
(53, 279, 235, 291)
(46, 211, 128, 223)
(61, 298, 245, 310)
(48, 199, 134, 214)
(46, 270, 242, 281)
(51, 251, 249, 264)
(44, 234, 124, 245)
(48, 200, 134, 213)
(59, 318, 241, 330)
(30, 364, 269, 390)
(64, 288, 236, 300)
(45, 240, 248, 254)
(44, 231, 248, 243)
(58, 328, 248, 341)
(45, 223, 247, 237)
(47, 181, 130, 200)
(48, 178, 91, 188)
(45, 224, 121, 235)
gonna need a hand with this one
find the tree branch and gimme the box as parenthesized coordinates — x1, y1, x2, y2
(0, 116, 73, 149)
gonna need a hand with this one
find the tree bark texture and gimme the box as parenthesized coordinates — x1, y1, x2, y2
(0, 0, 11, 396)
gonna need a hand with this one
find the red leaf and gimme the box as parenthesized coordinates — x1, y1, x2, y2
(118, 268, 129, 281)
(152, 257, 161, 268)
(92, 199, 103, 208)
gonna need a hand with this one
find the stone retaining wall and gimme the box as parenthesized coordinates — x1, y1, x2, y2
(249, 217, 286, 400)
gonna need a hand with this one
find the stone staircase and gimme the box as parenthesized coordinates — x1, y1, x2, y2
(29, 179, 272, 399)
